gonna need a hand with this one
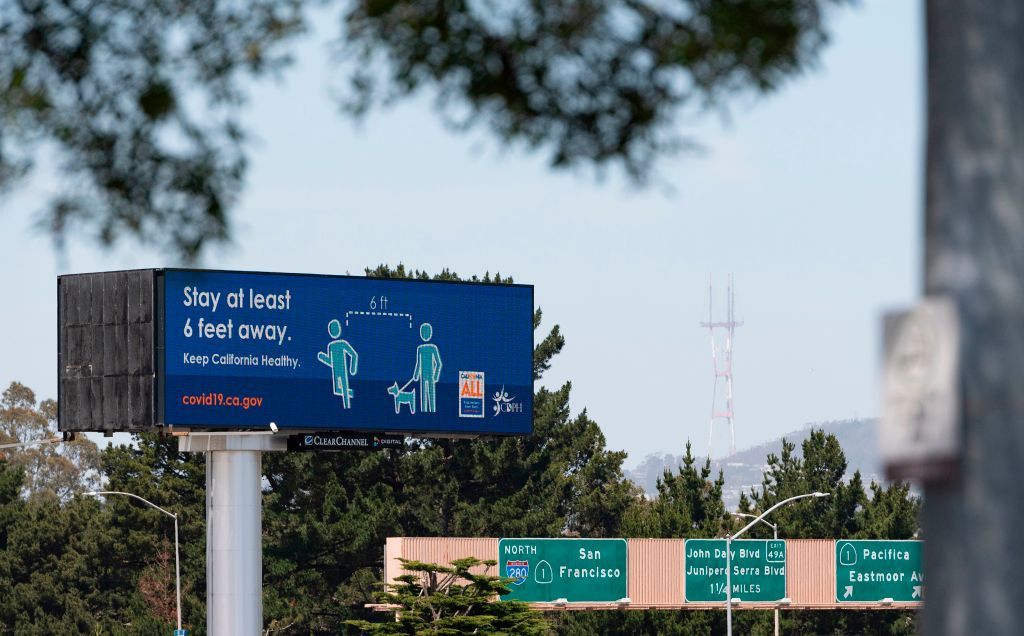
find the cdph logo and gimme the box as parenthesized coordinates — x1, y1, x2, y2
(492, 387, 522, 416)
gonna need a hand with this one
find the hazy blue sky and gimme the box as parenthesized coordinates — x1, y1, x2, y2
(0, 1, 921, 463)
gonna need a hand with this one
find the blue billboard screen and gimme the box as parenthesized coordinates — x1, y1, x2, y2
(161, 270, 533, 435)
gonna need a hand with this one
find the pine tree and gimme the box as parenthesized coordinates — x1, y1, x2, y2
(346, 557, 549, 635)
(623, 441, 729, 538)
(741, 429, 864, 539)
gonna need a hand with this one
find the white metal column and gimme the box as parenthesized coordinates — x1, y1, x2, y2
(207, 449, 261, 634)
(181, 433, 286, 635)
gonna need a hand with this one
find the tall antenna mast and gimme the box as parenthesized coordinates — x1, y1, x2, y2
(701, 273, 742, 458)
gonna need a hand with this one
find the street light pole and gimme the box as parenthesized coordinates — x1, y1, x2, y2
(732, 513, 779, 636)
(86, 490, 182, 633)
(726, 492, 829, 636)
(174, 513, 180, 633)
(0, 436, 62, 450)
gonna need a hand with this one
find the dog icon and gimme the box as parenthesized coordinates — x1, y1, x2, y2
(387, 381, 417, 414)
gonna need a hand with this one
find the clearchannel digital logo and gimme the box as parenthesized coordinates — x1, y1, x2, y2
(289, 432, 404, 452)
(305, 434, 370, 448)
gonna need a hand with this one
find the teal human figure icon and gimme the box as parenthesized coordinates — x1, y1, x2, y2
(317, 319, 358, 408)
(411, 322, 442, 413)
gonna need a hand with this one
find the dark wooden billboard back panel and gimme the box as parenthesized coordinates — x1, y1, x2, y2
(58, 270, 156, 433)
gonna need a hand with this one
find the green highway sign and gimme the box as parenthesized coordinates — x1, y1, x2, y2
(835, 540, 923, 602)
(684, 539, 787, 602)
(498, 538, 627, 603)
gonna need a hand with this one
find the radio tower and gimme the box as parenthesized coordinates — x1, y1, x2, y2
(701, 274, 742, 459)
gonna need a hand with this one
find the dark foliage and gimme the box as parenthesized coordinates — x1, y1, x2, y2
(2, 1, 845, 260)
(0, 0, 304, 260)
(344, 0, 847, 179)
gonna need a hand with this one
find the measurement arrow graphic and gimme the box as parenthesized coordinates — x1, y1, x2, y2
(344, 310, 413, 328)
(844, 586, 854, 599)
(912, 586, 921, 599)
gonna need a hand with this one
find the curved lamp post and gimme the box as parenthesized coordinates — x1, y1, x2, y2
(726, 492, 829, 636)
(731, 512, 781, 636)
(86, 490, 181, 633)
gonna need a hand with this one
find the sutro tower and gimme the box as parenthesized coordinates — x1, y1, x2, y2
(701, 274, 742, 458)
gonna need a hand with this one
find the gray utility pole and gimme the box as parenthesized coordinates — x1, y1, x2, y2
(922, 1, 1024, 633)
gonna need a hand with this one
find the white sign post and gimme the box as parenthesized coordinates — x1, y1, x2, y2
(881, 297, 961, 482)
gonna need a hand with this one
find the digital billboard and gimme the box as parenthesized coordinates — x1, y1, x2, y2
(160, 270, 533, 435)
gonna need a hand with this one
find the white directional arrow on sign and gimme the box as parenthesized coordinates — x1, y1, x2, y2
(844, 586, 853, 599)
(913, 586, 921, 599)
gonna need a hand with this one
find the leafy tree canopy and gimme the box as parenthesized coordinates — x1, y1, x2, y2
(0, 381, 100, 499)
(2, 1, 846, 260)
(1, 0, 303, 260)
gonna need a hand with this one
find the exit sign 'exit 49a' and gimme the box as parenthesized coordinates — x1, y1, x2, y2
(684, 539, 787, 602)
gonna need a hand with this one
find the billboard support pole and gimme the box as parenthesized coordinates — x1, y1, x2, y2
(181, 433, 287, 635)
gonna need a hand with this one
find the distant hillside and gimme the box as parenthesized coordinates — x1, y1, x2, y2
(625, 419, 882, 509)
